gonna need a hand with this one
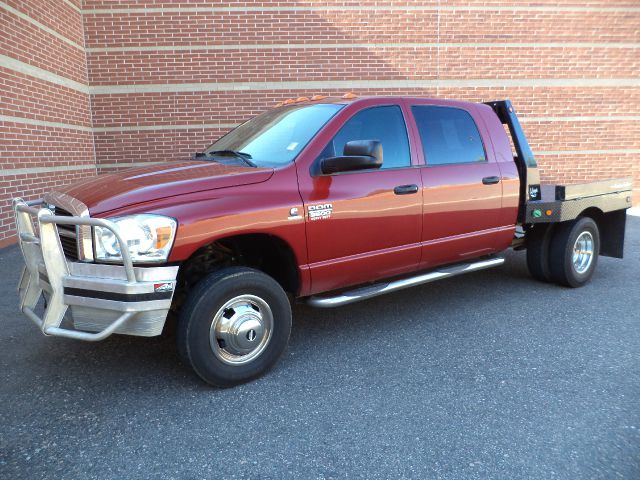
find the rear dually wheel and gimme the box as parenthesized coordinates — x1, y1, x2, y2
(526, 224, 555, 283)
(548, 217, 600, 288)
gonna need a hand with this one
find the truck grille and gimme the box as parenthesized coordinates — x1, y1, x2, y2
(53, 207, 80, 260)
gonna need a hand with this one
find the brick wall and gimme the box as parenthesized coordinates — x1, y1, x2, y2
(1, 0, 639, 246)
(0, 0, 95, 247)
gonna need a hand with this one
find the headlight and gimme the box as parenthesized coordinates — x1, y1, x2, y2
(93, 214, 177, 263)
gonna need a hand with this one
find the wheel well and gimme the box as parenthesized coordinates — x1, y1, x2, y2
(578, 207, 604, 224)
(577, 207, 605, 242)
(177, 234, 300, 296)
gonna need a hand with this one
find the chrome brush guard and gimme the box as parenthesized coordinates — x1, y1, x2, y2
(13, 198, 178, 341)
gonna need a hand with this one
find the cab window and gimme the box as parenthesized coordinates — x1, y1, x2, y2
(412, 105, 486, 166)
(319, 105, 411, 170)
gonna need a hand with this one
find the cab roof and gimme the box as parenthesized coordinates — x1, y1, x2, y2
(273, 93, 481, 110)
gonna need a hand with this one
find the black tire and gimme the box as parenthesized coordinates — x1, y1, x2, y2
(548, 217, 600, 288)
(177, 267, 292, 387)
(526, 224, 554, 282)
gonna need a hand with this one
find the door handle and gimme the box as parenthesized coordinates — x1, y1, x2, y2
(393, 184, 419, 195)
(482, 176, 501, 185)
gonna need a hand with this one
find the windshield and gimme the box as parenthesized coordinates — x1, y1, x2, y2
(204, 103, 344, 167)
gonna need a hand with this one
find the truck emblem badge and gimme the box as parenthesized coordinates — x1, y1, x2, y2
(154, 282, 174, 293)
(308, 203, 333, 221)
(246, 329, 257, 342)
(288, 207, 302, 220)
(529, 185, 540, 200)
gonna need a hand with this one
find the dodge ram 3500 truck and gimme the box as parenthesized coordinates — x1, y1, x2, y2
(12, 96, 632, 387)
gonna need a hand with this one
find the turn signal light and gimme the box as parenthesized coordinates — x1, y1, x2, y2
(546, 210, 553, 216)
(155, 226, 173, 249)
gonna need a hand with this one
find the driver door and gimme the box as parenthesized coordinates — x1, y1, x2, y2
(297, 102, 423, 294)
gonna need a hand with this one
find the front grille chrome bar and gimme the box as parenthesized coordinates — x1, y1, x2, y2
(43, 192, 93, 261)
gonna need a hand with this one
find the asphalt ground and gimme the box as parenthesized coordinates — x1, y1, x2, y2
(1, 216, 639, 479)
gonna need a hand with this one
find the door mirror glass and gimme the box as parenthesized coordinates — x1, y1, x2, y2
(320, 140, 383, 174)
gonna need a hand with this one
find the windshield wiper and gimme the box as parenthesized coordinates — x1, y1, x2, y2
(209, 149, 252, 159)
(207, 150, 257, 167)
(193, 150, 257, 167)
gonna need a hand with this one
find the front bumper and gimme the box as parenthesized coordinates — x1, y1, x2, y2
(12, 198, 178, 341)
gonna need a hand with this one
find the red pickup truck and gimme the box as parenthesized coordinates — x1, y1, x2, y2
(13, 96, 632, 386)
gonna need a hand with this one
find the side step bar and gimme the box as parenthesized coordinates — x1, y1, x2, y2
(306, 257, 505, 308)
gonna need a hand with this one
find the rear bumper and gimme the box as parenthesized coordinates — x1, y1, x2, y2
(13, 198, 178, 341)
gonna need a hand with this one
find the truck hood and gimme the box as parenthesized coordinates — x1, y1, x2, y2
(58, 161, 274, 215)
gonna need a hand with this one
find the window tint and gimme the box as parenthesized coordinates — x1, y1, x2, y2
(412, 106, 486, 166)
(320, 105, 411, 170)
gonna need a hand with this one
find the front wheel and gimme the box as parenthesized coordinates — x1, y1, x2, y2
(177, 267, 292, 387)
(548, 217, 600, 288)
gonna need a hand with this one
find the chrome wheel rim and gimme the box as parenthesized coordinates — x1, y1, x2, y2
(209, 294, 273, 365)
(572, 231, 594, 274)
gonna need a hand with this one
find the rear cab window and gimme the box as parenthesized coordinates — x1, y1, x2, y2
(411, 105, 486, 166)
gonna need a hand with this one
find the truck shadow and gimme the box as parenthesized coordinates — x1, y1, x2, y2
(288, 250, 535, 353)
(3, 230, 631, 398)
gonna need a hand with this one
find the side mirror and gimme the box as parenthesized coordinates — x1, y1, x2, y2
(320, 140, 383, 175)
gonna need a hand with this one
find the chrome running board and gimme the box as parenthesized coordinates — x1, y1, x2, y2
(306, 257, 505, 308)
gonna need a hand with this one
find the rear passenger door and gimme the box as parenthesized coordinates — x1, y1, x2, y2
(409, 103, 510, 268)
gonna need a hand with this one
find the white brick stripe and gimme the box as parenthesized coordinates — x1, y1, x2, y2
(2, 110, 639, 136)
(92, 123, 238, 133)
(61, 0, 81, 14)
(0, 55, 90, 93)
(90, 117, 640, 133)
(89, 78, 640, 95)
(4, 115, 637, 135)
(0, 1, 84, 51)
(536, 149, 640, 156)
(3, 53, 639, 97)
(520, 116, 640, 123)
(0, 165, 96, 177)
(82, 5, 640, 14)
(86, 42, 640, 53)
(0, 115, 93, 132)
